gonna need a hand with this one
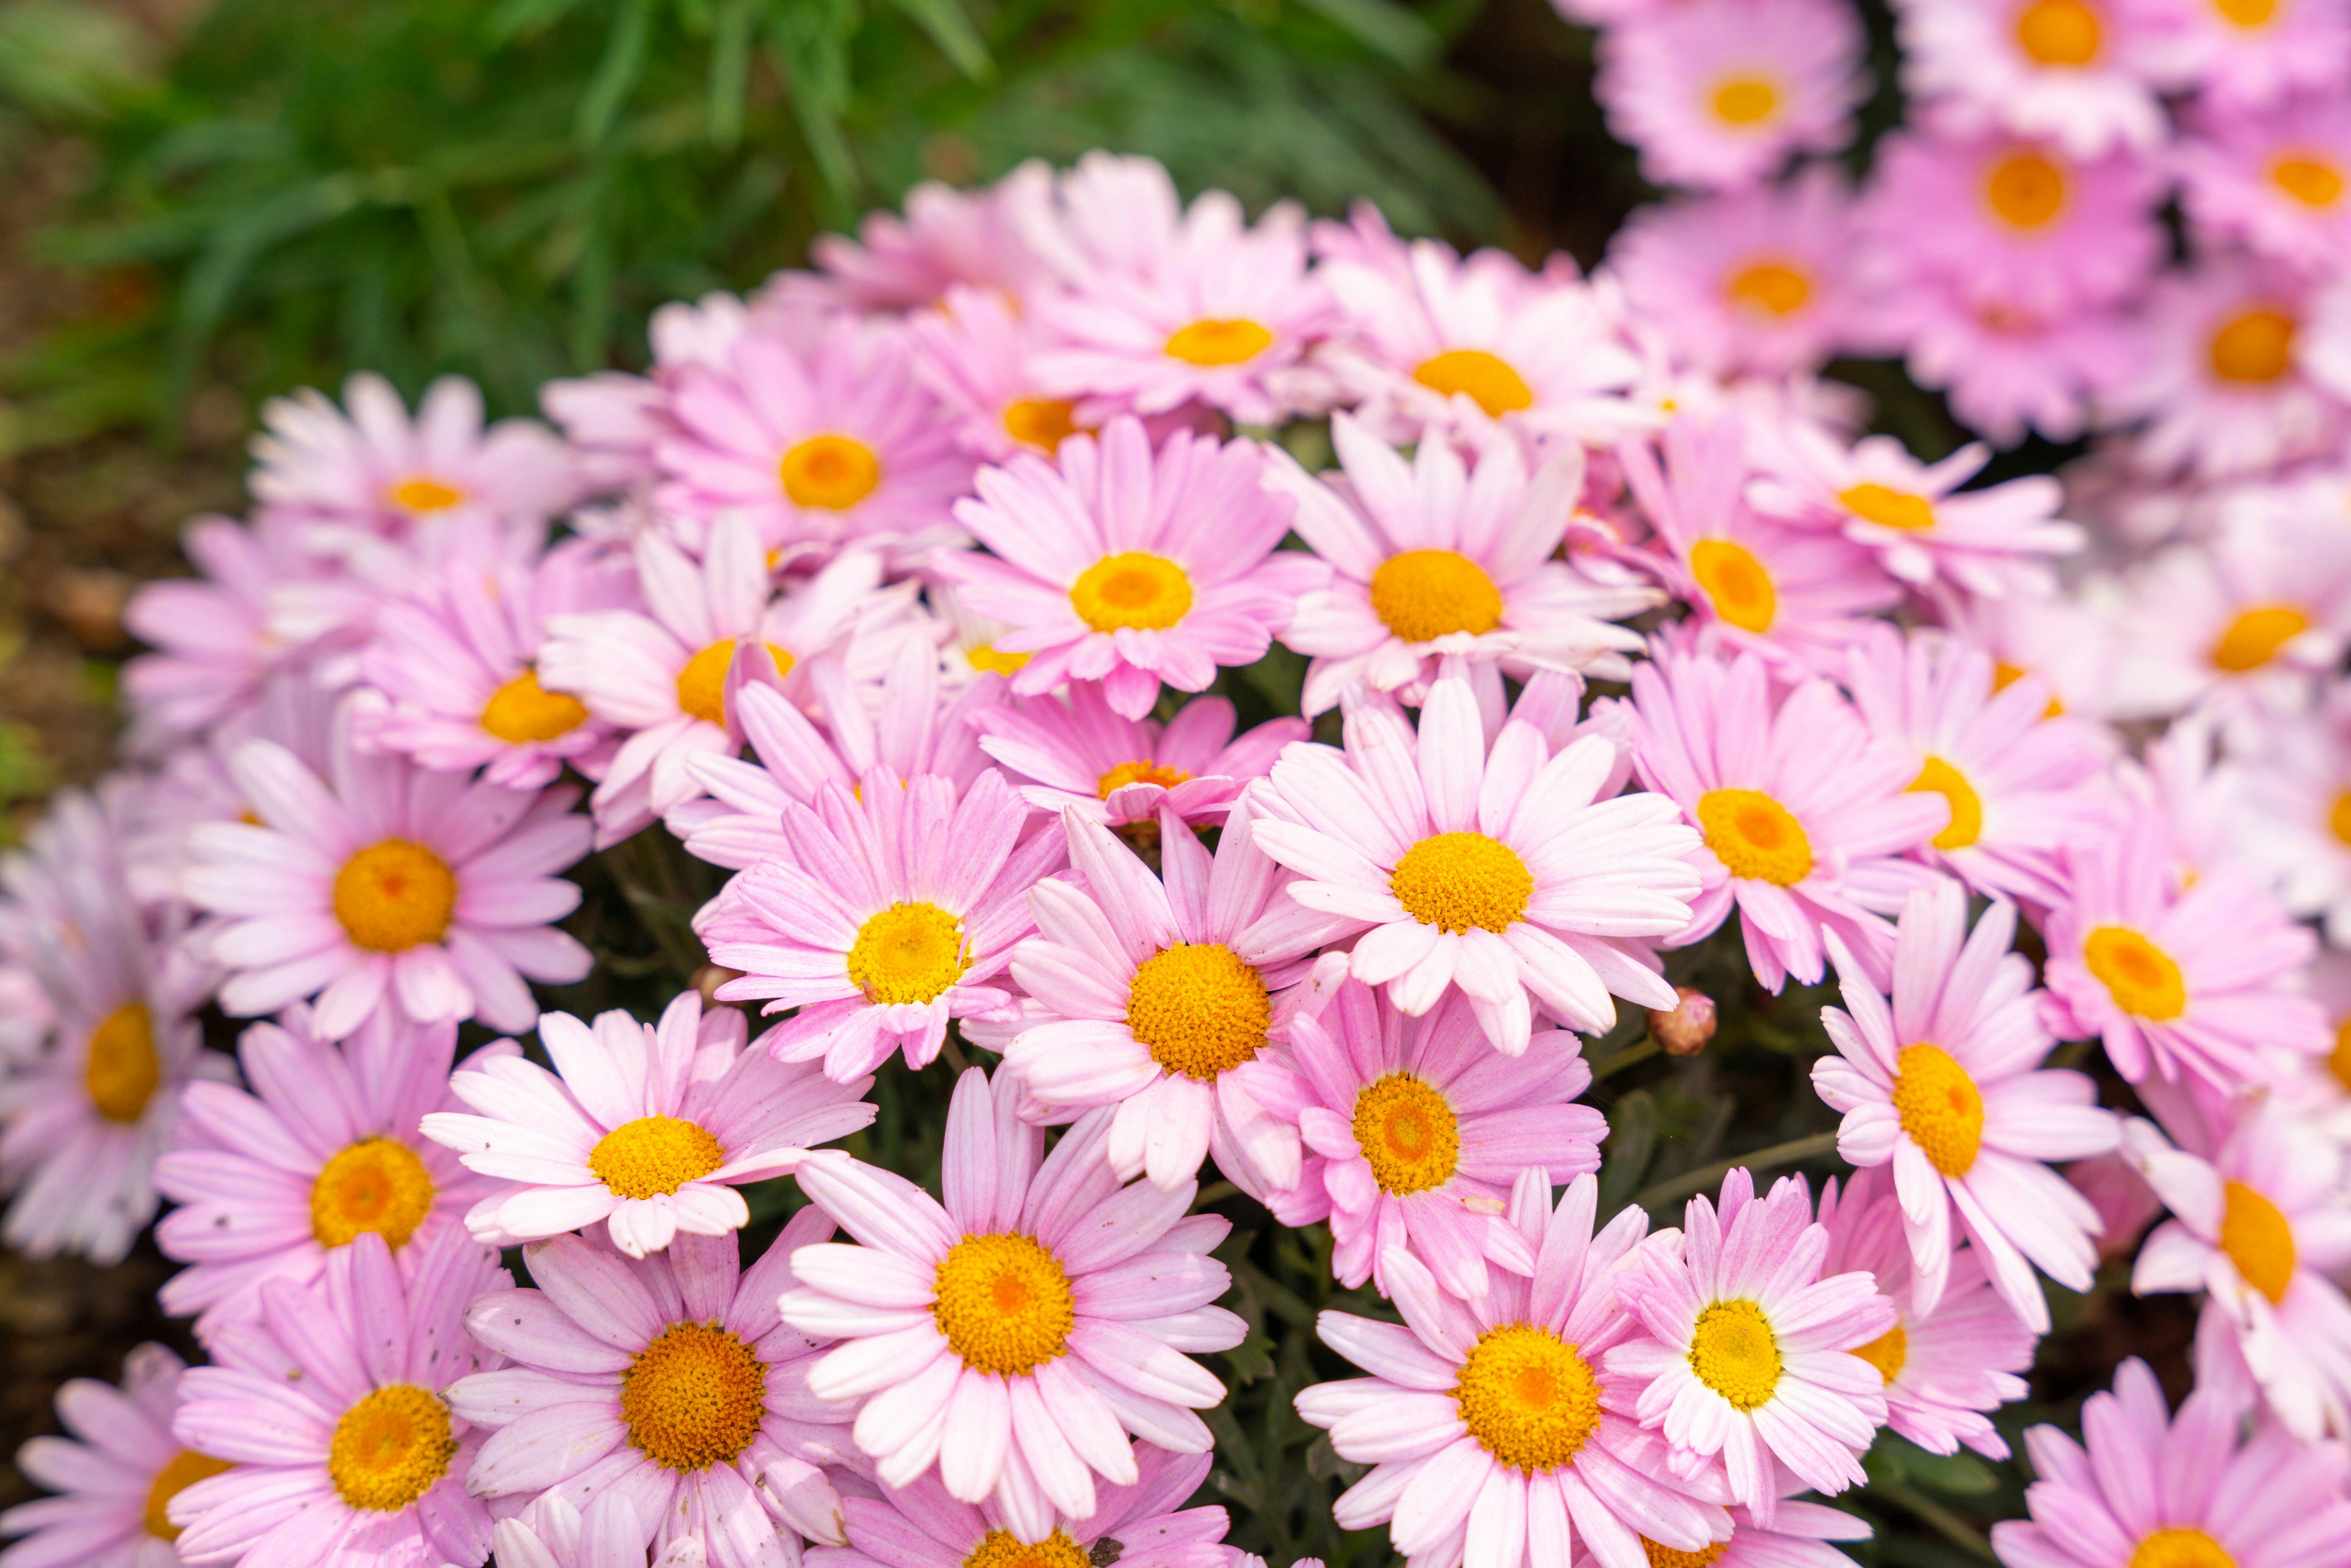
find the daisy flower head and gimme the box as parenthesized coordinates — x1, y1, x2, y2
(1270, 977, 1608, 1300)
(1250, 667, 1703, 1052)
(1865, 271, 2143, 446)
(2140, 0, 2351, 108)
(1896, 0, 2170, 157)
(970, 683, 1305, 835)
(0, 1343, 225, 1568)
(1267, 413, 1655, 718)
(1297, 1171, 1733, 1568)
(1594, 0, 1869, 191)
(1812, 878, 2119, 1333)
(421, 991, 876, 1257)
(2228, 688, 2351, 942)
(541, 290, 754, 494)
(907, 285, 1091, 464)
(1614, 637, 1945, 992)
(932, 416, 1326, 720)
(700, 768, 1067, 1081)
(2178, 95, 2351, 271)
(450, 1212, 852, 1568)
(487, 1493, 686, 1568)
(778, 160, 1053, 315)
(1990, 1356, 2351, 1568)
(120, 512, 329, 753)
(1571, 1499, 1872, 1568)
(1946, 577, 2123, 719)
(2042, 801, 2328, 1090)
(1606, 166, 1864, 379)
(779, 1067, 1247, 1540)
(1608, 1168, 1897, 1521)
(165, 1225, 505, 1568)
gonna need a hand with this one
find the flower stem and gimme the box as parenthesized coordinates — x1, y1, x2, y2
(1633, 1130, 1842, 1213)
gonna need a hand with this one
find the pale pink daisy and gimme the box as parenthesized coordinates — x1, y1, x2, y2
(906, 285, 1091, 463)
(2141, 0, 2351, 107)
(1812, 879, 2118, 1333)
(1267, 414, 1654, 718)
(932, 417, 1325, 720)
(779, 1068, 1247, 1540)
(1945, 580, 2123, 719)
(2228, 689, 2351, 942)
(2042, 801, 2328, 1090)
(153, 1004, 505, 1340)
(776, 160, 1053, 313)
(1250, 669, 1703, 1052)
(2178, 96, 2351, 271)
(166, 1226, 505, 1568)
(182, 722, 592, 1040)
(700, 769, 1067, 1081)
(541, 290, 754, 493)
(1269, 978, 1608, 1300)
(449, 1214, 852, 1568)
(1570, 1496, 1872, 1568)
(121, 512, 329, 752)
(970, 683, 1305, 833)
(1609, 1169, 1895, 1522)
(1864, 271, 2143, 446)
(487, 1493, 687, 1568)
(1, 1344, 227, 1568)
(1613, 637, 1946, 992)
(1012, 152, 1195, 287)
(1896, 0, 2170, 157)
(1296, 1171, 1733, 1568)
(421, 991, 874, 1256)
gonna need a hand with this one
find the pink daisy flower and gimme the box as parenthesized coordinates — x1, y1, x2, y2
(700, 769, 1067, 1081)
(541, 290, 753, 493)
(1267, 415, 1654, 718)
(1, 1343, 225, 1568)
(420, 991, 875, 1256)
(1812, 879, 2120, 1334)
(1609, 1169, 1895, 1522)
(1896, 0, 2170, 157)
(1570, 1497, 1872, 1568)
(778, 1068, 1247, 1539)
(2230, 692, 2351, 942)
(1595, 0, 1869, 190)
(1613, 638, 1946, 992)
(1817, 1170, 2036, 1461)
(182, 722, 593, 1040)
(1295, 1171, 1733, 1568)
(932, 417, 1326, 721)
(776, 161, 1053, 314)
(2140, 0, 2351, 108)
(970, 683, 1305, 833)
(2178, 96, 2351, 271)
(1864, 272, 2142, 446)
(1250, 669, 1703, 1052)
(1990, 1356, 2351, 1568)
(449, 1215, 852, 1568)
(1002, 798, 1350, 1195)
(486, 1493, 673, 1568)
(121, 513, 327, 752)
(1607, 167, 1863, 378)
(2042, 801, 2329, 1090)
(152, 1005, 505, 1340)
(1012, 152, 1196, 287)
(906, 285, 1092, 464)
(167, 1226, 505, 1568)
(1269, 978, 1608, 1301)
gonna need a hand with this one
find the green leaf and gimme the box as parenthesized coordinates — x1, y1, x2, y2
(577, 0, 656, 146)
(1293, 0, 1441, 69)
(883, 0, 991, 80)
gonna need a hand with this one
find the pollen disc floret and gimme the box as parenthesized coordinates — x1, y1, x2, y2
(1126, 943, 1271, 1081)
(590, 1115, 728, 1199)
(1688, 539, 1777, 633)
(1687, 1299, 1782, 1411)
(932, 1231, 1078, 1376)
(84, 1002, 159, 1123)
(964, 1528, 1094, 1568)
(2208, 604, 2307, 670)
(328, 1384, 457, 1512)
(847, 901, 969, 1005)
(387, 476, 465, 514)
(1097, 759, 1190, 798)
(1002, 398, 1078, 451)
(2219, 1180, 2295, 1306)
(1070, 552, 1194, 633)
(1839, 482, 1937, 533)
(1368, 549, 1507, 643)
(1890, 1043, 1985, 1177)
(2131, 1529, 2237, 1568)
(1453, 1322, 1604, 1474)
(332, 840, 458, 953)
(619, 1321, 768, 1471)
(1163, 317, 1273, 366)
(310, 1137, 437, 1249)
(1909, 757, 1982, 850)
(1389, 831, 1534, 934)
(144, 1450, 233, 1542)
(1643, 1542, 1730, 1568)
(1411, 349, 1534, 416)
(779, 433, 882, 510)
(2083, 925, 2187, 1021)
(480, 668, 587, 743)
(1351, 1071, 1460, 1196)
(1697, 788, 1813, 886)
(1851, 1322, 1907, 1384)
(2207, 311, 2296, 386)
(1726, 262, 1810, 318)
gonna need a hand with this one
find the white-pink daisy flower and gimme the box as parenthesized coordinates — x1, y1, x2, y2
(776, 160, 1053, 314)
(2178, 96, 2351, 271)
(2229, 690, 2351, 943)
(0, 1343, 223, 1568)
(120, 512, 327, 752)
(1897, 0, 2170, 157)
(970, 683, 1304, 834)
(906, 285, 1092, 464)
(1867, 272, 2143, 447)
(2140, 0, 2351, 108)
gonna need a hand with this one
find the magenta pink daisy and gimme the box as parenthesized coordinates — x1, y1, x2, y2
(970, 683, 1302, 833)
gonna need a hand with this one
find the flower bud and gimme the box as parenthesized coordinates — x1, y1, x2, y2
(1648, 987, 1717, 1056)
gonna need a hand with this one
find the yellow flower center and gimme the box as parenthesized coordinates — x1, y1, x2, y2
(2016, 0, 2102, 63)
(2325, 790, 2351, 850)
(590, 1116, 728, 1199)
(2210, 604, 2309, 671)
(1724, 261, 1812, 318)
(2083, 926, 2187, 1021)
(846, 902, 969, 1006)
(2272, 154, 2344, 208)
(1840, 482, 1938, 532)
(1412, 349, 1536, 416)
(1368, 550, 1507, 644)
(1891, 1043, 1985, 1177)
(674, 639, 797, 727)
(1909, 757, 1984, 851)
(1453, 1323, 1603, 1474)
(779, 434, 882, 510)
(2331, 1016, 2351, 1092)
(1351, 1071, 1460, 1196)
(1097, 759, 1191, 797)
(1164, 318, 1274, 366)
(1389, 831, 1534, 934)
(1696, 788, 1813, 886)
(143, 1450, 233, 1542)
(2219, 1180, 2295, 1305)
(1126, 943, 1271, 1081)
(963, 1528, 1093, 1568)
(1851, 1322, 1908, 1384)
(480, 668, 587, 744)
(1984, 151, 2069, 229)
(1070, 552, 1194, 634)
(966, 642, 1032, 677)
(620, 1321, 768, 1471)
(1688, 539, 1777, 634)
(1002, 398, 1078, 451)
(2208, 309, 2297, 384)
(1688, 1299, 1782, 1411)
(1709, 76, 1781, 126)
(2213, 0, 2277, 26)
(2131, 1530, 2238, 1568)
(328, 1385, 456, 1512)
(332, 841, 458, 953)
(1643, 1542, 1730, 1568)
(386, 476, 466, 515)
(310, 1137, 437, 1250)
(84, 1002, 159, 1124)
(933, 1232, 1077, 1376)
